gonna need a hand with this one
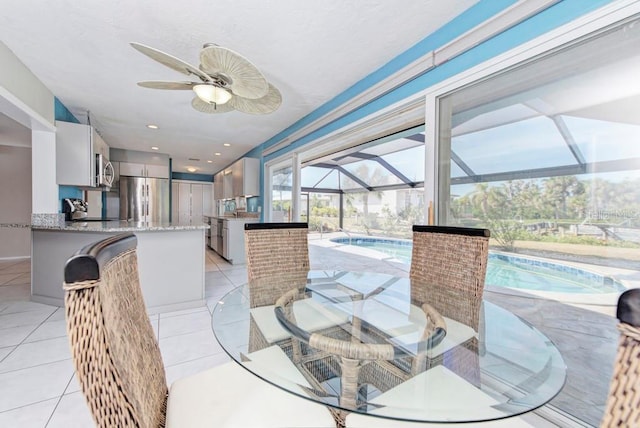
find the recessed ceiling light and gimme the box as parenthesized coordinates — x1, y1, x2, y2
(186, 167, 197, 173)
(146, 124, 159, 129)
(207, 160, 213, 163)
(215, 152, 221, 156)
(223, 143, 231, 147)
(151, 146, 159, 150)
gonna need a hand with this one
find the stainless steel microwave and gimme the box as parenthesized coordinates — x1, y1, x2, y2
(96, 153, 114, 188)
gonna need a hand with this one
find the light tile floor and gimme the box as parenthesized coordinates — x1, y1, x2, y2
(0, 236, 631, 427)
(0, 251, 238, 427)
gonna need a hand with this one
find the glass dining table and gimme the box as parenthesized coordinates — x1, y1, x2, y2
(212, 270, 566, 425)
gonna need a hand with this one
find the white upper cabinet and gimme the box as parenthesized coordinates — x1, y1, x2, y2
(215, 157, 259, 200)
(233, 158, 259, 197)
(222, 169, 234, 199)
(119, 162, 145, 177)
(56, 121, 109, 187)
(214, 172, 224, 200)
(119, 161, 169, 179)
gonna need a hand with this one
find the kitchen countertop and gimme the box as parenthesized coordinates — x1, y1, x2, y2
(31, 220, 209, 232)
(208, 216, 260, 221)
(0, 223, 31, 228)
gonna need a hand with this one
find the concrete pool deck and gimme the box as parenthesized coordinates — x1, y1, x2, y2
(308, 232, 640, 427)
(310, 232, 640, 312)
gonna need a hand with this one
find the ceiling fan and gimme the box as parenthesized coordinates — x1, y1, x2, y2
(130, 42, 281, 115)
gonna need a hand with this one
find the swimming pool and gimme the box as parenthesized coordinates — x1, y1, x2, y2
(330, 237, 626, 295)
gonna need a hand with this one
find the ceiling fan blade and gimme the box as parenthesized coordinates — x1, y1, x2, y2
(200, 45, 268, 99)
(137, 81, 196, 90)
(191, 97, 235, 114)
(130, 42, 212, 82)
(229, 84, 282, 115)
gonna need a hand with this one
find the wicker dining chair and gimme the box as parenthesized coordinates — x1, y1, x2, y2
(244, 222, 310, 353)
(409, 225, 490, 385)
(63, 232, 335, 428)
(601, 288, 640, 427)
(245, 222, 310, 308)
(244, 222, 349, 356)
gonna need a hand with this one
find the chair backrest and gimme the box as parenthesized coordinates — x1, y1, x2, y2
(64, 233, 168, 428)
(244, 222, 309, 308)
(601, 288, 640, 427)
(410, 225, 490, 330)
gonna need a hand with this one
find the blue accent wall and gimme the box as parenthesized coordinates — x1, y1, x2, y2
(172, 172, 214, 182)
(58, 185, 83, 210)
(54, 98, 80, 124)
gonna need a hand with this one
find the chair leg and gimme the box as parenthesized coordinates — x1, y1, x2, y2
(339, 357, 362, 409)
(328, 407, 348, 428)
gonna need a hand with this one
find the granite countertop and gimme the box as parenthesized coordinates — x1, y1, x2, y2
(211, 216, 260, 221)
(31, 220, 210, 232)
(0, 223, 31, 228)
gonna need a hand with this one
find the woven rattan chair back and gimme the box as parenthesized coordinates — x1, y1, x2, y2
(244, 222, 310, 308)
(63, 233, 168, 428)
(409, 225, 490, 331)
(601, 288, 640, 427)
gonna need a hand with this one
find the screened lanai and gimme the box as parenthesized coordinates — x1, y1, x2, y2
(270, 14, 640, 249)
(271, 126, 427, 236)
(271, 97, 639, 242)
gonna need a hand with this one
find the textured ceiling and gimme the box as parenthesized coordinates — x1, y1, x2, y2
(0, 0, 477, 174)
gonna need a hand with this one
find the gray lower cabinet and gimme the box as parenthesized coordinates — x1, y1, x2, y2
(218, 218, 258, 264)
(31, 228, 206, 312)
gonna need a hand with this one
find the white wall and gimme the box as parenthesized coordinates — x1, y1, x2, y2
(31, 130, 58, 213)
(0, 42, 54, 126)
(0, 145, 32, 258)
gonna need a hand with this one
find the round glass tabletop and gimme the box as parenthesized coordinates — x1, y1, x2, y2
(212, 270, 566, 424)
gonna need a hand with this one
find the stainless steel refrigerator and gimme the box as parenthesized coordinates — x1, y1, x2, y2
(119, 176, 170, 222)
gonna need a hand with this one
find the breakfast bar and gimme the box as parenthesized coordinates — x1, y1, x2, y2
(31, 219, 209, 313)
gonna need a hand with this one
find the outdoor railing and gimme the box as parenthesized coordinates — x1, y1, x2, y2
(338, 227, 353, 245)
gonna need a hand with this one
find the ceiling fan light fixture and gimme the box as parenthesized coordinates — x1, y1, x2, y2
(132, 42, 280, 115)
(193, 84, 232, 105)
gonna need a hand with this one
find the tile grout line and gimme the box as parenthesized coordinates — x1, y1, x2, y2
(44, 372, 77, 428)
(0, 308, 62, 366)
(163, 351, 230, 372)
(0, 397, 59, 418)
(0, 356, 73, 377)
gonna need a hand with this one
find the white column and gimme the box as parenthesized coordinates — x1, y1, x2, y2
(263, 162, 273, 222)
(424, 94, 437, 225)
(291, 152, 301, 222)
(31, 130, 58, 213)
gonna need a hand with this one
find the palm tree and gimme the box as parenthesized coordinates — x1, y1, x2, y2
(543, 176, 580, 220)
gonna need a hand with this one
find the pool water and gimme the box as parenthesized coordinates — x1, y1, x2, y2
(330, 237, 626, 295)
